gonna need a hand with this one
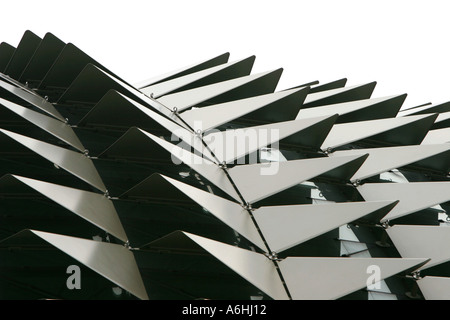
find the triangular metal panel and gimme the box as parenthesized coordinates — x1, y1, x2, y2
(4, 30, 41, 80)
(205, 114, 337, 164)
(297, 94, 407, 123)
(332, 144, 450, 182)
(279, 257, 428, 300)
(141, 56, 255, 98)
(155, 174, 266, 251)
(181, 231, 289, 300)
(417, 276, 450, 300)
(0, 79, 65, 122)
(157, 69, 283, 112)
(114, 130, 241, 202)
(357, 181, 450, 221)
(0, 174, 127, 242)
(0, 97, 85, 152)
(9, 230, 148, 300)
(320, 114, 437, 150)
(179, 87, 309, 131)
(0, 129, 106, 193)
(228, 154, 367, 204)
(18, 32, 66, 85)
(309, 78, 347, 93)
(254, 200, 397, 252)
(135, 53, 230, 89)
(386, 225, 450, 269)
(399, 101, 450, 116)
(421, 127, 450, 144)
(0, 42, 15, 73)
(302, 82, 377, 108)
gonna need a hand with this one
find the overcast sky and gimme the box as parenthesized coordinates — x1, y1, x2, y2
(1, 0, 450, 110)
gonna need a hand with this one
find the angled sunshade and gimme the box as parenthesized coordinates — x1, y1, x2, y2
(278, 257, 428, 300)
(253, 200, 398, 252)
(204, 114, 337, 163)
(297, 94, 407, 122)
(421, 127, 450, 144)
(179, 87, 309, 131)
(309, 78, 348, 93)
(399, 101, 450, 116)
(18, 32, 66, 84)
(141, 56, 255, 98)
(0, 42, 16, 72)
(106, 129, 241, 202)
(0, 97, 85, 152)
(0, 79, 65, 121)
(1, 230, 148, 300)
(143, 231, 289, 300)
(302, 82, 377, 108)
(417, 277, 450, 300)
(136, 52, 230, 89)
(0, 128, 106, 193)
(332, 144, 450, 182)
(357, 181, 450, 221)
(320, 113, 437, 150)
(123, 174, 265, 250)
(157, 69, 283, 112)
(57, 64, 172, 118)
(0, 174, 127, 242)
(228, 154, 367, 204)
(4, 30, 41, 80)
(386, 225, 450, 270)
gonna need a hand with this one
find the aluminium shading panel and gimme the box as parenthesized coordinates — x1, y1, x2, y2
(141, 56, 255, 98)
(0, 42, 15, 72)
(99, 126, 215, 164)
(0, 229, 148, 300)
(279, 257, 428, 300)
(386, 225, 450, 270)
(296, 94, 407, 123)
(4, 30, 41, 80)
(0, 174, 127, 242)
(57, 64, 172, 118)
(253, 200, 398, 253)
(331, 144, 450, 182)
(417, 276, 450, 300)
(122, 174, 265, 251)
(228, 154, 368, 204)
(302, 82, 377, 108)
(144, 231, 289, 300)
(18, 32, 66, 85)
(0, 97, 85, 152)
(204, 114, 337, 164)
(309, 78, 348, 93)
(135, 52, 230, 89)
(399, 101, 450, 116)
(421, 127, 450, 144)
(157, 69, 284, 112)
(179, 87, 309, 131)
(357, 182, 450, 222)
(106, 129, 241, 202)
(37, 42, 131, 92)
(0, 128, 106, 193)
(0, 78, 65, 121)
(320, 113, 437, 150)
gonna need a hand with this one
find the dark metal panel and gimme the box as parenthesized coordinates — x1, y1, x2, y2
(4, 30, 42, 80)
(0, 42, 15, 72)
(18, 32, 66, 85)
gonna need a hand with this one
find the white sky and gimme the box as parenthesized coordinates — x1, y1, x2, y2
(1, 0, 450, 110)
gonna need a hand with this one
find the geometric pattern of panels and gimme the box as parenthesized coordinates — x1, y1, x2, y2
(0, 30, 449, 300)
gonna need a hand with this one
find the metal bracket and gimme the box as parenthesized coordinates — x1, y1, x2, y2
(265, 251, 282, 262)
(218, 162, 227, 170)
(352, 179, 362, 187)
(242, 202, 254, 211)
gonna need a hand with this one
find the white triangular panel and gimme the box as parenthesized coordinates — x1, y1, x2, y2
(417, 276, 450, 300)
(30, 230, 148, 300)
(332, 144, 450, 182)
(386, 225, 450, 269)
(254, 201, 396, 252)
(279, 257, 427, 300)
(183, 231, 289, 300)
(357, 182, 450, 221)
